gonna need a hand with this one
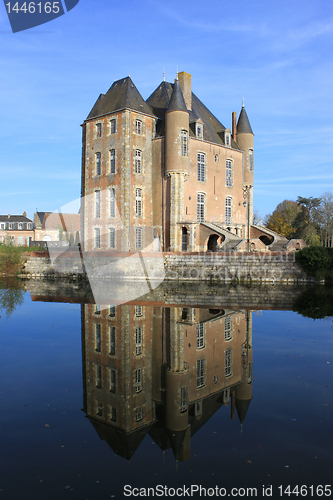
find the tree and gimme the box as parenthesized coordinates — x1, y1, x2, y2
(316, 192, 333, 247)
(266, 200, 300, 238)
(295, 196, 322, 245)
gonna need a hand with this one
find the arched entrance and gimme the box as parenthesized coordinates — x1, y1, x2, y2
(207, 234, 219, 252)
(182, 227, 188, 252)
(259, 235, 273, 246)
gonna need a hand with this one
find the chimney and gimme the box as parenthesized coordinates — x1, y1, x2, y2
(178, 71, 192, 111)
(23, 211, 27, 217)
(232, 111, 237, 142)
(7, 214, 10, 218)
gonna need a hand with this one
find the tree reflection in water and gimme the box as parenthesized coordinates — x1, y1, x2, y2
(0, 277, 24, 318)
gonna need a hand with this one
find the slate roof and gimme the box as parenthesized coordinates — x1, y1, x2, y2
(0, 214, 33, 223)
(166, 79, 188, 113)
(237, 106, 254, 134)
(146, 81, 240, 149)
(86, 76, 155, 121)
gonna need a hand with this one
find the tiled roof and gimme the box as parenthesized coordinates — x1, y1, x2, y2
(86, 77, 155, 120)
(0, 215, 33, 223)
(166, 80, 188, 113)
(237, 106, 254, 134)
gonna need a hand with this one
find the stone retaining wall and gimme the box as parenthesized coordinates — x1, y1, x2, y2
(22, 251, 308, 283)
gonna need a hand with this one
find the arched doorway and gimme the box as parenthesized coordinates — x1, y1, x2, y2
(182, 227, 188, 252)
(207, 234, 219, 252)
(259, 235, 273, 246)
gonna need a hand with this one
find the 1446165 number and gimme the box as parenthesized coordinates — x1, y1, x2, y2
(6, 2, 60, 14)
(278, 485, 332, 497)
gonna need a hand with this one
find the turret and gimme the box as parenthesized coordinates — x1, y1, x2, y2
(165, 79, 189, 175)
(236, 103, 254, 188)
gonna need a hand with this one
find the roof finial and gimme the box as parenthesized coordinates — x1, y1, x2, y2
(242, 97, 244, 108)
(163, 68, 165, 81)
(176, 66, 178, 80)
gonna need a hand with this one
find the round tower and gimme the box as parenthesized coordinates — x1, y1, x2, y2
(165, 80, 189, 251)
(236, 104, 254, 229)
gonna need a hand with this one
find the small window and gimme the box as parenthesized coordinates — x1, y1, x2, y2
(223, 388, 230, 403)
(134, 368, 142, 393)
(135, 188, 142, 217)
(181, 130, 188, 156)
(96, 365, 102, 388)
(110, 119, 116, 134)
(225, 197, 232, 224)
(225, 131, 231, 146)
(18, 236, 24, 245)
(9, 223, 14, 229)
(110, 369, 116, 393)
(95, 152, 101, 176)
(224, 316, 232, 341)
(109, 306, 116, 317)
(95, 324, 101, 352)
(109, 326, 115, 355)
(135, 406, 143, 422)
(96, 123, 102, 138)
(215, 154, 219, 163)
(225, 349, 233, 377)
(197, 153, 205, 182)
(213, 375, 218, 384)
(18, 223, 23, 230)
(97, 402, 103, 416)
(135, 120, 142, 135)
(110, 149, 115, 173)
(196, 123, 203, 139)
(196, 358, 205, 388)
(27, 223, 33, 230)
(226, 160, 233, 187)
(196, 323, 205, 349)
(109, 227, 115, 249)
(110, 188, 116, 218)
(181, 308, 188, 320)
(135, 306, 143, 317)
(249, 149, 253, 171)
(134, 150, 142, 174)
(195, 399, 202, 416)
(95, 190, 101, 218)
(95, 304, 101, 315)
(110, 406, 117, 422)
(135, 326, 143, 355)
(180, 386, 187, 413)
(94, 228, 101, 248)
(135, 227, 142, 249)
(197, 193, 205, 222)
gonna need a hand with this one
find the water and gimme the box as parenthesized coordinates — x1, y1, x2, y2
(0, 283, 332, 500)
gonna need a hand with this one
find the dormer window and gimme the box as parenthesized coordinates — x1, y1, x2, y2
(225, 130, 231, 147)
(196, 122, 203, 139)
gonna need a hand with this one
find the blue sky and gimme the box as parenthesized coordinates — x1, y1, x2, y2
(0, 0, 332, 220)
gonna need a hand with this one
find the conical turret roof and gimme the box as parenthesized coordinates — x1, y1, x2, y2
(237, 106, 253, 134)
(166, 79, 188, 113)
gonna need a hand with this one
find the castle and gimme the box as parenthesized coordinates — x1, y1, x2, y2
(80, 71, 259, 253)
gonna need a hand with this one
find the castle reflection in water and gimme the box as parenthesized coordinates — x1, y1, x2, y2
(81, 302, 253, 462)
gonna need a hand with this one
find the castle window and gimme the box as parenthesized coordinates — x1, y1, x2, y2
(97, 402, 103, 416)
(95, 152, 101, 175)
(134, 150, 142, 174)
(225, 131, 231, 147)
(196, 323, 205, 349)
(135, 326, 143, 355)
(18, 223, 23, 230)
(109, 326, 115, 355)
(196, 123, 203, 139)
(197, 193, 205, 222)
(95, 324, 101, 352)
(109, 227, 115, 248)
(225, 197, 232, 224)
(110, 119, 116, 134)
(226, 160, 233, 187)
(110, 149, 115, 173)
(249, 149, 253, 171)
(135, 227, 142, 249)
(215, 154, 219, 163)
(135, 306, 143, 317)
(27, 223, 33, 230)
(96, 123, 102, 137)
(195, 399, 202, 416)
(196, 358, 205, 388)
(197, 153, 206, 182)
(134, 368, 142, 393)
(96, 365, 102, 388)
(110, 188, 116, 217)
(223, 388, 230, 403)
(110, 406, 117, 422)
(95, 304, 101, 315)
(135, 406, 143, 422)
(135, 120, 142, 135)
(94, 228, 100, 248)
(110, 369, 116, 393)
(181, 130, 188, 156)
(180, 387, 187, 413)
(109, 306, 116, 317)
(135, 188, 142, 217)
(224, 316, 232, 341)
(225, 349, 233, 377)
(95, 190, 101, 218)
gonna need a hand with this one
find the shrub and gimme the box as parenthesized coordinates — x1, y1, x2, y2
(0, 242, 24, 275)
(295, 246, 333, 281)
